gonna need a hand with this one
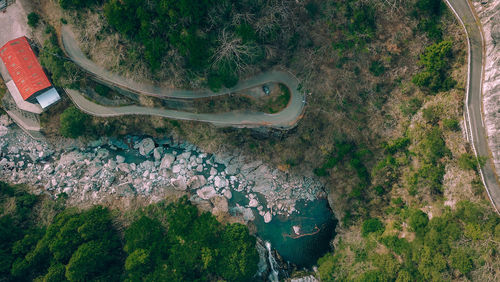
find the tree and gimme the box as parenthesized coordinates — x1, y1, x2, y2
(65, 240, 120, 281)
(27, 12, 40, 28)
(362, 218, 385, 236)
(408, 210, 429, 235)
(450, 249, 473, 274)
(59, 106, 90, 138)
(216, 223, 259, 281)
(43, 263, 66, 282)
(412, 41, 456, 93)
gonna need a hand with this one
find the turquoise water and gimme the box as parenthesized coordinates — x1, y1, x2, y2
(251, 199, 336, 267)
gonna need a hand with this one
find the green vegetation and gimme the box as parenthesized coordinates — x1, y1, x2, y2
(124, 197, 258, 281)
(331, 1, 377, 53)
(266, 84, 291, 113)
(443, 118, 460, 131)
(412, 41, 456, 94)
(314, 141, 370, 186)
(100, 0, 264, 87)
(38, 27, 82, 89)
(59, 106, 91, 138)
(318, 201, 500, 281)
(0, 183, 258, 282)
(361, 218, 384, 237)
(458, 153, 486, 172)
(369, 60, 385, 77)
(59, 0, 101, 9)
(27, 12, 40, 28)
(414, 0, 446, 41)
(400, 98, 423, 117)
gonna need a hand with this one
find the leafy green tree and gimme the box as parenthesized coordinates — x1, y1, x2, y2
(362, 218, 384, 237)
(408, 210, 428, 235)
(43, 263, 67, 282)
(443, 118, 460, 131)
(395, 269, 412, 282)
(65, 240, 121, 281)
(412, 41, 456, 93)
(27, 12, 40, 28)
(59, 106, 90, 138)
(59, 0, 100, 9)
(450, 248, 473, 274)
(216, 223, 259, 281)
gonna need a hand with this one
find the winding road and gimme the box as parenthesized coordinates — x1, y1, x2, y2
(61, 3, 500, 212)
(61, 26, 305, 129)
(446, 0, 500, 213)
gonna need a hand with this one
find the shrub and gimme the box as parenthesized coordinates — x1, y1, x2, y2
(422, 105, 440, 125)
(59, 0, 100, 9)
(450, 249, 473, 274)
(418, 127, 450, 164)
(408, 209, 428, 235)
(27, 12, 40, 28)
(458, 153, 478, 171)
(369, 60, 385, 77)
(400, 98, 422, 116)
(59, 106, 90, 138)
(362, 218, 385, 236)
(412, 41, 456, 93)
(443, 118, 460, 131)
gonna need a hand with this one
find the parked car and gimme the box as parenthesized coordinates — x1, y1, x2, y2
(262, 85, 270, 95)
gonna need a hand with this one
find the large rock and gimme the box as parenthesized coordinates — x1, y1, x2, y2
(115, 183, 136, 196)
(248, 198, 258, 208)
(290, 275, 319, 282)
(263, 211, 272, 223)
(116, 163, 130, 173)
(231, 205, 255, 222)
(153, 147, 164, 161)
(0, 115, 12, 127)
(197, 186, 217, 200)
(211, 196, 229, 215)
(172, 164, 181, 174)
(137, 138, 155, 156)
(214, 176, 227, 189)
(116, 155, 125, 163)
(223, 189, 232, 199)
(0, 126, 8, 137)
(187, 175, 206, 189)
(160, 154, 175, 169)
(171, 176, 187, 191)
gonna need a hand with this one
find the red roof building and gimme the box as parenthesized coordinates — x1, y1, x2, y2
(0, 36, 52, 100)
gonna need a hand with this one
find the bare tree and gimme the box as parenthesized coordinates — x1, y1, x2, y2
(211, 29, 259, 73)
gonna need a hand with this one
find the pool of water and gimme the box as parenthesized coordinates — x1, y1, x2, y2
(251, 199, 336, 267)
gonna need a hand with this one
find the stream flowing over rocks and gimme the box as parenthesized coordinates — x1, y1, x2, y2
(0, 117, 324, 225)
(473, 0, 500, 176)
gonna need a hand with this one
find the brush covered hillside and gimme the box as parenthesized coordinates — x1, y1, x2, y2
(25, 0, 500, 280)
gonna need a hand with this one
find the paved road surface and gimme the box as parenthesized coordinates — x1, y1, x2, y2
(61, 26, 305, 129)
(446, 0, 500, 213)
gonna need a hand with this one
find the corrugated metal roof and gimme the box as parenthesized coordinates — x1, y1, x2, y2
(35, 87, 61, 109)
(0, 36, 52, 100)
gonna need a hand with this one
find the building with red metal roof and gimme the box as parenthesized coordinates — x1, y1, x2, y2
(0, 36, 60, 111)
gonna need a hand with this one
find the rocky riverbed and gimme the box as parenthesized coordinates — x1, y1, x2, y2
(0, 114, 324, 225)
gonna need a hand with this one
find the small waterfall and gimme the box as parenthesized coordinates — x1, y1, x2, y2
(265, 241, 279, 282)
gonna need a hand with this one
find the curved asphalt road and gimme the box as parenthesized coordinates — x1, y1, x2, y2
(60, 26, 305, 129)
(446, 0, 500, 213)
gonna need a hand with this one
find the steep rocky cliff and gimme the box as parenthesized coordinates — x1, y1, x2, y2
(473, 0, 500, 176)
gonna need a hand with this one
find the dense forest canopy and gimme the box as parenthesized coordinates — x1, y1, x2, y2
(0, 182, 258, 281)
